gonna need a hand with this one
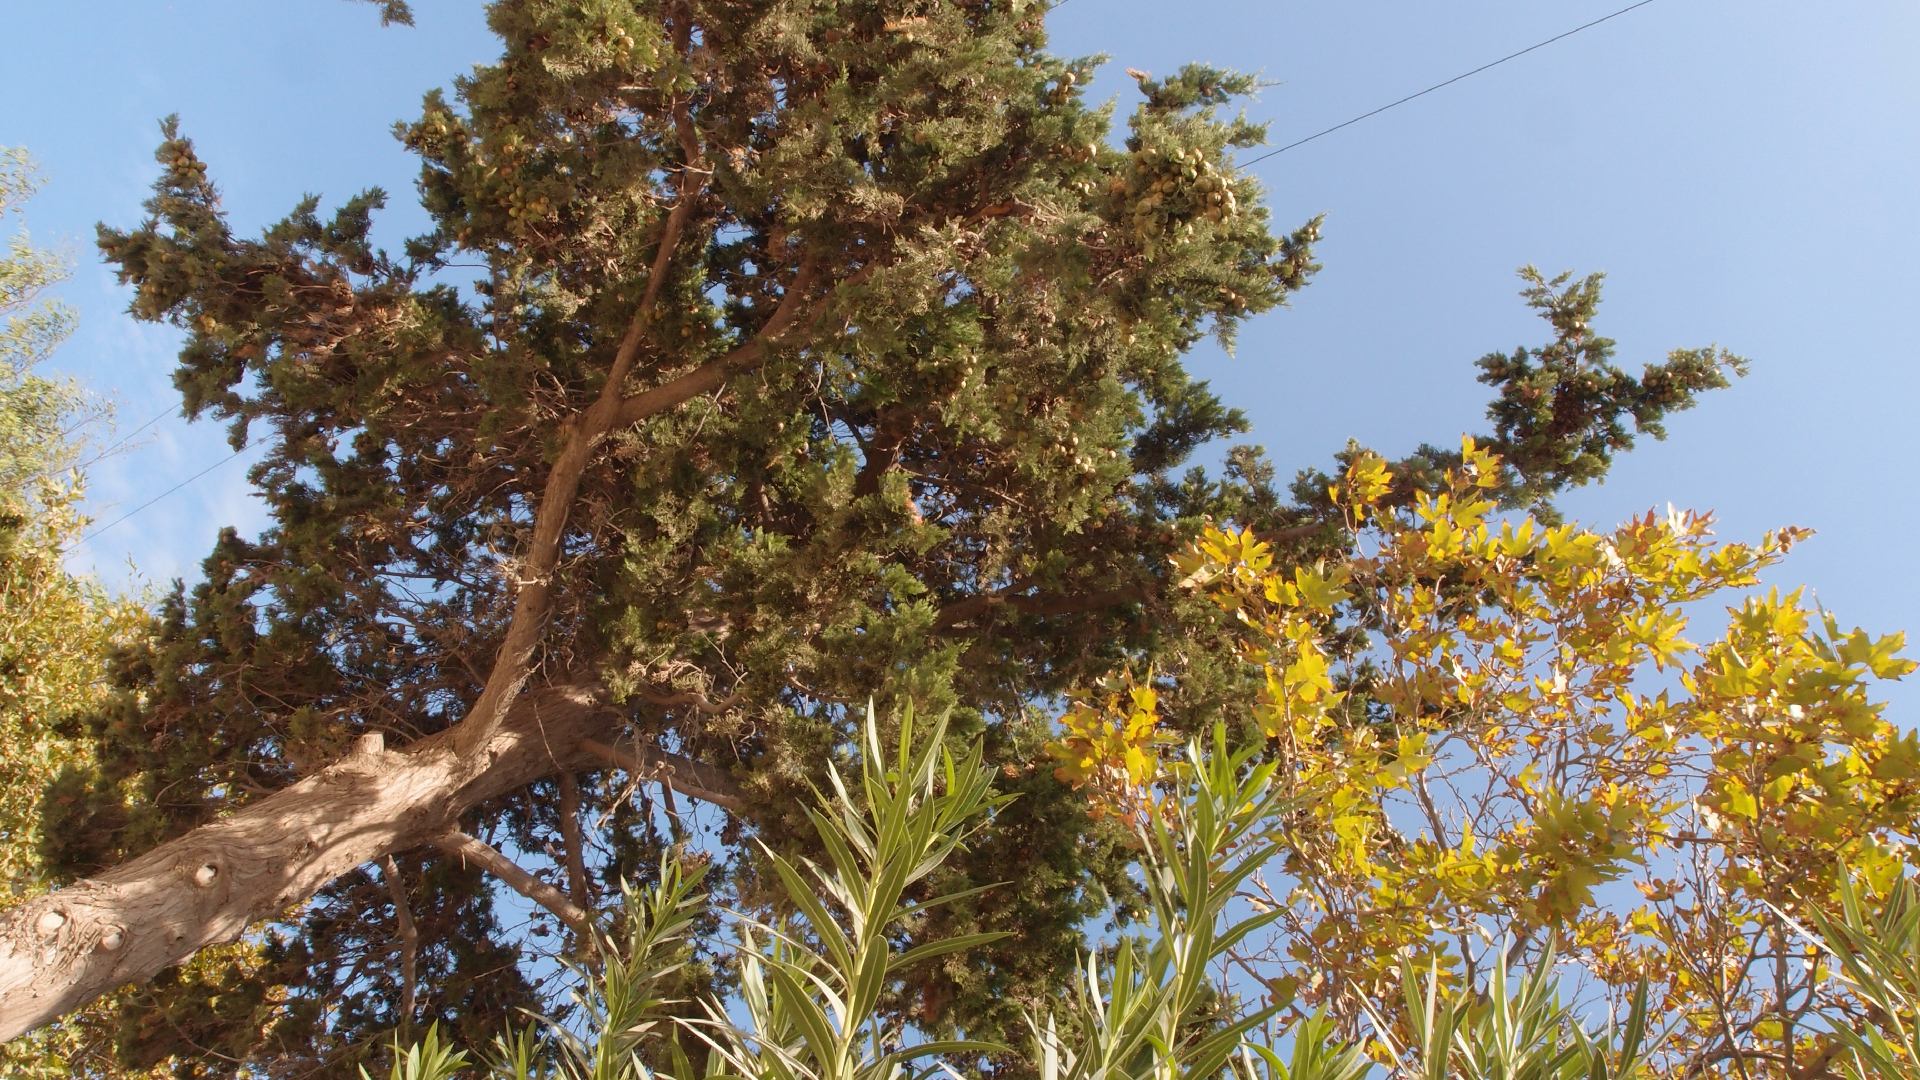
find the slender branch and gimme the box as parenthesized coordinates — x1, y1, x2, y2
(379, 856, 418, 1026)
(638, 688, 745, 715)
(659, 780, 684, 842)
(431, 830, 589, 936)
(555, 772, 591, 911)
(453, 98, 708, 760)
(965, 198, 1034, 224)
(614, 254, 821, 428)
(852, 416, 907, 499)
(1253, 521, 1331, 546)
(579, 738, 742, 812)
(933, 584, 1147, 630)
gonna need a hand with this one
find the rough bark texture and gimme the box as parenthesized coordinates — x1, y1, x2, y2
(0, 682, 737, 1041)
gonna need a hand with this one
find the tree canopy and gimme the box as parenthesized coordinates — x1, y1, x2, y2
(0, 2, 1758, 1077)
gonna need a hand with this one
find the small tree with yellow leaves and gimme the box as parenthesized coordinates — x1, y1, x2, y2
(1052, 436, 1919, 1080)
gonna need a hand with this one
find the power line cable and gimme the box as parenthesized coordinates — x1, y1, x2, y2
(76, 403, 177, 472)
(1239, 0, 1660, 167)
(94, 403, 175, 458)
(79, 447, 246, 545)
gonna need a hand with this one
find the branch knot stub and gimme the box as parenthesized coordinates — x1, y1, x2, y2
(0, 677, 620, 1041)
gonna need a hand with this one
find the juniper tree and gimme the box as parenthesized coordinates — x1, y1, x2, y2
(0, 1, 1737, 1075)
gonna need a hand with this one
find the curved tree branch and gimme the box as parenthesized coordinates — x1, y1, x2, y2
(454, 97, 709, 761)
(638, 688, 745, 716)
(431, 830, 589, 936)
(555, 772, 591, 912)
(578, 738, 742, 812)
(379, 855, 418, 1026)
(613, 254, 822, 429)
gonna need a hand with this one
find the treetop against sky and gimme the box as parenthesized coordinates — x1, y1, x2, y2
(0, 2, 1913, 712)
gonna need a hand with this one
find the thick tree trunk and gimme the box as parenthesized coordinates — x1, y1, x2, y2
(0, 682, 739, 1041)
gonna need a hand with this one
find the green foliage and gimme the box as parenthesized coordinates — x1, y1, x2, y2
(35, 0, 1745, 1073)
(352, 0, 416, 27)
(1375, 947, 1648, 1080)
(57, 1, 1325, 1069)
(364, 1025, 469, 1080)
(0, 147, 91, 499)
(1031, 729, 1289, 1080)
(547, 863, 709, 1080)
(1473, 267, 1746, 509)
(1230, 1013, 1371, 1080)
(1806, 874, 1920, 1080)
(0, 149, 166, 1080)
(364, 712, 1340, 1080)
(696, 706, 1007, 1080)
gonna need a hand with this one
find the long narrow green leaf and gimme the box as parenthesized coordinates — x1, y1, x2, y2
(763, 964, 846, 1066)
(889, 932, 1012, 975)
(762, 849, 857, 975)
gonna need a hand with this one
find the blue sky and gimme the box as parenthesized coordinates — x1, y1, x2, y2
(4, 0, 1917, 707)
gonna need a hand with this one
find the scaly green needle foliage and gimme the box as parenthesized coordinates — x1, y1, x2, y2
(23, 0, 1742, 1075)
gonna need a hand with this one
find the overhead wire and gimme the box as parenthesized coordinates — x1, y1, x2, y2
(79, 447, 246, 545)
(94, 403, 174, 458)
(1238, 0, 1661, 167)
(74, 402, 176, 474)
(69, 399, 209, 546)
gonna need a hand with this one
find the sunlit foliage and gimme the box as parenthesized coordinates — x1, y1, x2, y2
(1057, 440, 1919, 1078)
(0, 149, 167, 1079)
